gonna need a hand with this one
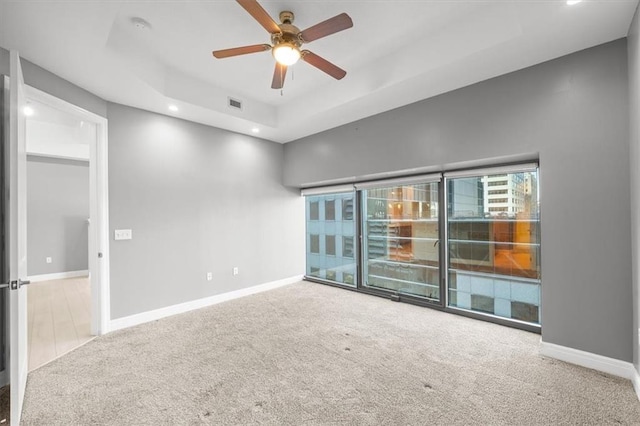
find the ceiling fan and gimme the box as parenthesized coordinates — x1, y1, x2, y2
(212, 0, 353, 89)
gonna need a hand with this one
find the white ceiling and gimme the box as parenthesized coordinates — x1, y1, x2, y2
(0, 0, 638, 143)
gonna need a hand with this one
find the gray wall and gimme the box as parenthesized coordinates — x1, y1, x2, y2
(27, 156, 89, 275)
(2, 39, 634, 364)
(0, 46, 306, 322)
(107, 103, 305, 319)
(628, 4, 640, 372)
(0, 47, 107, 118)
(284, 40, 632, 362)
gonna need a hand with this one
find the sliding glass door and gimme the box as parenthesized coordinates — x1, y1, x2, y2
(361, 179, 441, 301)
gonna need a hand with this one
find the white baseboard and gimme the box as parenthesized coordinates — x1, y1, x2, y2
(28, 270, 89, 282)
(110, 275, 303, 332)
(632, 365, 640, 401)
(540, 340, 640, 401)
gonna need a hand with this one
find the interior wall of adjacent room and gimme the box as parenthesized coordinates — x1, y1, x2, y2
(107, 103, 305, 320)
(628, 4, 640, 373)
(284, 39, 632, 363)
(26, 156, 89, 276)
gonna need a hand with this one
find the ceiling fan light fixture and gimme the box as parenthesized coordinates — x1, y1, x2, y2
(212, 1, 353, 89)
(272, 42, 301, 66)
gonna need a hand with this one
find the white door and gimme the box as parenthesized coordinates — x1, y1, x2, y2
(7, 49, 29, 426)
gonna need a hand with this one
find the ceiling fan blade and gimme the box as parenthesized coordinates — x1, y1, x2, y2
(271, 63, 288, 89)
(301, 51, 346, 80)
(299, 13, 353, 43)
(236, 0, 281, 34)
(212, 44, 271, 59)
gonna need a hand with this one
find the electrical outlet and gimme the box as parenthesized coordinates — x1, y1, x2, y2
(206, 272, 213, 281)
(233, 267, 239, 276)
(46, 257, 52, 264)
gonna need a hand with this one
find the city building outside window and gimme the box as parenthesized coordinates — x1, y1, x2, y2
(303, 164, 540, 328)
(305, 192, 357, 287)
(448, 168, 540, 324)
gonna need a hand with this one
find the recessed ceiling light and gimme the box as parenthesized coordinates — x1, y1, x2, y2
(131, 17, 151, 30)
(23, 106, 34, 116)
(251, 128, 260, 134)
(567, 0, 582, 5)
(168, 105, 178, 112)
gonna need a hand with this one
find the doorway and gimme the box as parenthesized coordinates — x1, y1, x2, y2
(24, 108, 93, 369)
(22, 87, 110, 372)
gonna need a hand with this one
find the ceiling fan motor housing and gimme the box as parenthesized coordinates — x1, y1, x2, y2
(279, 11, 294, 25)
(272, 11, 303, 47)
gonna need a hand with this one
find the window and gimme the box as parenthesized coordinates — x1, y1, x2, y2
(304, 165, 540, 329)
(325, 200, 335, 220)
(362, 181, 441, 301)
(471, 294, 494, 314)
(447, 168, 540, 325)
(511, 301, 539, 323)
(326, 235, 336, 256)
(343, 236, 354, 258)
(305, 192, 357, 287)
(342, 198, 354, 220)
(309, 202, 319, 220)
(310, 234, 320, 254)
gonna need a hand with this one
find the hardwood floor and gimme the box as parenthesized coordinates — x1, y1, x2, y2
(27, 277, 94, 371)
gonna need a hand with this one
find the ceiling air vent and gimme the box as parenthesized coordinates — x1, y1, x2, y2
(228, 97, 243, 111)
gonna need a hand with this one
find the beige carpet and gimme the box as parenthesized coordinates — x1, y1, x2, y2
(21, 281, 640, 425)
(0, 385, 7, 424)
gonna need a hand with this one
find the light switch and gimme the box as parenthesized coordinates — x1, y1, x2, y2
(114, 229, 133, 240)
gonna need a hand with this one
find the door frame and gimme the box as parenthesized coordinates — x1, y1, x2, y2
(24, 85, 111, 336)
(6, 50, 28, 426)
